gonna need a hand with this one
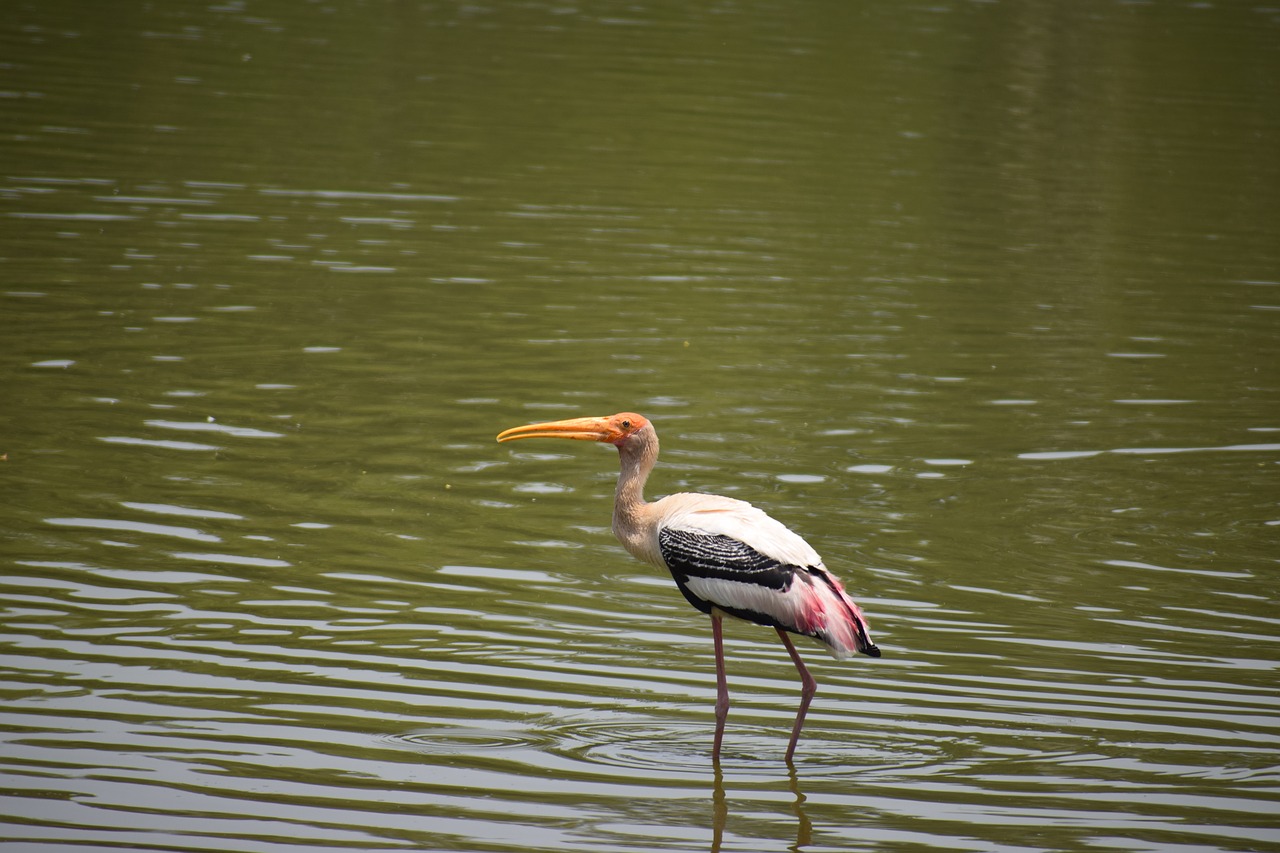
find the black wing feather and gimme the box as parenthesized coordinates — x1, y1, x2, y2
(658, 527, 798, 619)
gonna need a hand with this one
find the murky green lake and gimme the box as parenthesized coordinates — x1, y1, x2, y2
(3, 2, 1278, 851)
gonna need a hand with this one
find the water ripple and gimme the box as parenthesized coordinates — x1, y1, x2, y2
(98, 435, 219, 451)
(388, 722, 557, 754)
(145, 419, 285, 439)
(45, 516, 221, 543)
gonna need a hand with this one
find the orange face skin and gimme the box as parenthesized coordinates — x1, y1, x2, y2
(497, 412, 649, 446)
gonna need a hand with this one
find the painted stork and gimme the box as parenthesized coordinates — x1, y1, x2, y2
(496, 412, 880, 761)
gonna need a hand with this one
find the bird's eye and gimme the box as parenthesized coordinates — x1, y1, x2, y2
(621, 419, 632, 430)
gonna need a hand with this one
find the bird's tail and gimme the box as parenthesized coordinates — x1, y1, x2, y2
(809, 570, 881, 660)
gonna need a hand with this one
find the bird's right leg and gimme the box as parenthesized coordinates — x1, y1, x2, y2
(711, 611, 729, 762)
(776, 628, 817, 763)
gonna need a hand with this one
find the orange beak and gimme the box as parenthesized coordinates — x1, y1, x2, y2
(496, 415, 624, 444)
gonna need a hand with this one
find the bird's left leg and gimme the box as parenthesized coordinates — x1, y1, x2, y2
(711, 611, 729, 762)
(775, 628, 817, 762)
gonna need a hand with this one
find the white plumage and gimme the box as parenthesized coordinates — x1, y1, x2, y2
(652, 492, 823, 567)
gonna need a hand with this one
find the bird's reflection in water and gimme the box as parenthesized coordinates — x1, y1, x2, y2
(709, 763, 811, 853)
(787, 765, 814, 851)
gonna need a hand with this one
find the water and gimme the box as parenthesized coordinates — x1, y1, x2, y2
(3, 1, 1279, 851)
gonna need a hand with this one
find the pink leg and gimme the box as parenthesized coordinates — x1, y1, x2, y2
(776, 628, 817, 762)
(711, 612, 729, 762)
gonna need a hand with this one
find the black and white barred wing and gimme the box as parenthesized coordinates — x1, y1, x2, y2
(654, 496, 875, 658)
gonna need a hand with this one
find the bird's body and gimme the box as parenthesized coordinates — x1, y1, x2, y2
(497, 411, 879, 761)
(620, 491, 874, 661)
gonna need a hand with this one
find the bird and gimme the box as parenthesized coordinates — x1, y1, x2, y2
(496, 412, 880, 762)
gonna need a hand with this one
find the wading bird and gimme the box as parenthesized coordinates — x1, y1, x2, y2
(496, 412, 880, 761)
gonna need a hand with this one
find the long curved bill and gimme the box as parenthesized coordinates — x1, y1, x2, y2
(496, 416, 616, 443)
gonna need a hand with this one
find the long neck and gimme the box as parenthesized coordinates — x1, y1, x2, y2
(613, 424, 659, 533)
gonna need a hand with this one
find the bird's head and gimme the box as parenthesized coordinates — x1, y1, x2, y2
(496, 412, 651, 447)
